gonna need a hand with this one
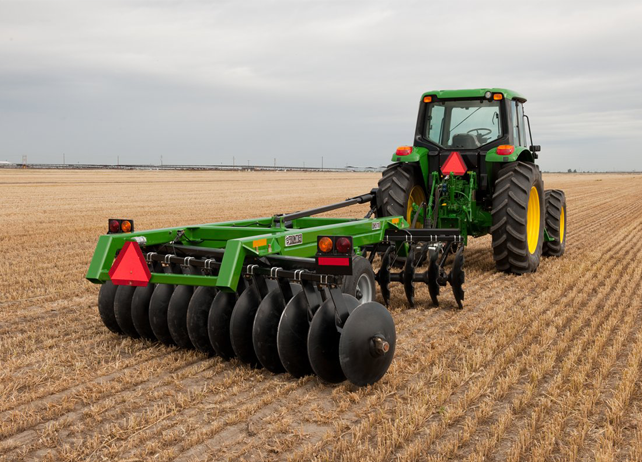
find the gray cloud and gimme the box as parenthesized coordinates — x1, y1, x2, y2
(1, 0, 641, 170)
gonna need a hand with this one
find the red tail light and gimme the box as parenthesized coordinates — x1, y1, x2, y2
(108, 218, 135, 234)
(497, 145, 515, 156)
(396, 146, 413, 156)
(109, 220, 121, 233)
(335, 237, 352, 253)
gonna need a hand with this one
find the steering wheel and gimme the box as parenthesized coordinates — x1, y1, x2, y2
(467, 128, 492, 137)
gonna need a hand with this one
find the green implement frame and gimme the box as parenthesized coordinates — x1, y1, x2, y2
(88, 191, 417, 291)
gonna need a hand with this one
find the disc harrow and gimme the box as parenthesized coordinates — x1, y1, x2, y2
(88, 190, 467, 386)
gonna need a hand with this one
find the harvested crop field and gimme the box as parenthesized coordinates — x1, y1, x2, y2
(2, 169, 642, 462)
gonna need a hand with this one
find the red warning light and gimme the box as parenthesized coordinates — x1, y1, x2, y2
(440, 151, 467, 176)
(335, 237, 352, 254)
(109, 220, 121, 233)
(108, 241, 151, 287)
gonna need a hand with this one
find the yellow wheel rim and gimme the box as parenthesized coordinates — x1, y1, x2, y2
(560, 206, 565, 244)
(527, 186, 540, 254)
(407, 185, 426, 228)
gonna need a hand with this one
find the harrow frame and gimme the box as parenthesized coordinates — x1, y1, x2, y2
(87, 190, 464, 294)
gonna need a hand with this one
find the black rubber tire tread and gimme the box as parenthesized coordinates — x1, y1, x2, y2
(340, 256, 376, 303)
(490, 161, 545, 274)
(377, 162, 424, 221)
(131, 284, 157, 340)
(98, 281, 123, 334)
(114, 285, 140, 338)
(543, 189, 567, 257)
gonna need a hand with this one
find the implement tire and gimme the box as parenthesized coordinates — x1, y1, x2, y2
(340, 256, 376, 304)
(491, 161, 544, 274)
(543, 189, 567, 257)
(377, 163, 426, 228)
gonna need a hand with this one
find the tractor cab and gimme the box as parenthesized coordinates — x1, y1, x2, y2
(402, 88, 540, 204)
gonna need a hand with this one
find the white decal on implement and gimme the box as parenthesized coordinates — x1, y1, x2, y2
(285, 233, 303, 247)
(372, 222, 381, 230)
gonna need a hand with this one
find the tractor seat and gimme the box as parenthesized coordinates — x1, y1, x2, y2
(450, 133, 480, 150)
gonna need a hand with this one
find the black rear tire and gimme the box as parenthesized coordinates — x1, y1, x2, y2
(377, 163, 426, 227)
(491, 161, 545, 274)
(543, 189, 567, 257)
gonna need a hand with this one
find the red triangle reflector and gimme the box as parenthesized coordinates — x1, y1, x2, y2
(108, 241, 152, 287)
(440, 151, 467, 176)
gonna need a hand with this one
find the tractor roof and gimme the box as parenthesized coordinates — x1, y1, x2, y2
(422, 88, 526, 102)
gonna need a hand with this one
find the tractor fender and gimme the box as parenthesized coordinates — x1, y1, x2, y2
(390, 146, 429, 192)
(485, 146, 535, 164)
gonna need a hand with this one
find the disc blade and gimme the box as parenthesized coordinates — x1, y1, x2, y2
(230, 286, 263, 367)
(149, 284, 176, 345)
(449, 247, 465, 309)
(252, 288, 287, 373)
(403, 246, 416, 308)
(428, 249, 440, 306)
(208, 291, 238, 359)
(187, 286, 217, 354)
(98, 280, 122, 334)
(308, 294, 359, 383)
(168, 285, 195, 349)
(114, 285, 140, 338)
(339, 302, 396, 387)
(277, 291, 314, 378)
(376, 248, 392, 306)
(131, 284, 156, 340)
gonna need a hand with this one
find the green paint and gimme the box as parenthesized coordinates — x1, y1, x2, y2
(86, 216, 408, 291)
(485, 145, 534, 164)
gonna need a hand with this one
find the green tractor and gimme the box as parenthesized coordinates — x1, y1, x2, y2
(377, 88, 566, 277)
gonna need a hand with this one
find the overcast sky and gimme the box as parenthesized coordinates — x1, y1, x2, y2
(1, 0, 641, 171)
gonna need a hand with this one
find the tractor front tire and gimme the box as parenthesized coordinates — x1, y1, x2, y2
(491, 162, 545, 274)
(543, 190, 567, 257)
(377, 163, 426, 227)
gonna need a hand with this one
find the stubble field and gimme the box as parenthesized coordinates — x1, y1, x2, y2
(1, 169, 642, 462)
